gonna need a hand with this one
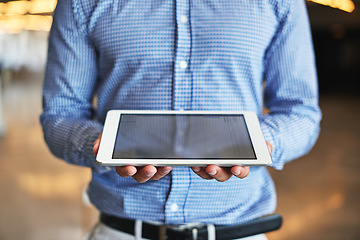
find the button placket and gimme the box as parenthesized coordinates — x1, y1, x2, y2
(172, 0, 192, 111)
(164, 167, 191, 224)
(165, 1, 192, 224)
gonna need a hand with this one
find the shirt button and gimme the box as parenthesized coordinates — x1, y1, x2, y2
(170, 203, 179, 212)
(180, 61, 188, 69)
(180, 15, 188, 24)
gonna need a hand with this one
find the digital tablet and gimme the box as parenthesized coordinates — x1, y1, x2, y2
(96, 110, 272, 166)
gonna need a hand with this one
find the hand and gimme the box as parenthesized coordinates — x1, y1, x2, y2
(114, 165, 173, 183)
(93, 133, 173, 183)
(190, 141, 273, 182)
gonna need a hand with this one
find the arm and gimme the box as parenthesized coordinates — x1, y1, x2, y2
(40, 0, 104, 172)
(260, 0, 322, 170)
(42, 0, 173, 180)
(192, 1, 321, 180)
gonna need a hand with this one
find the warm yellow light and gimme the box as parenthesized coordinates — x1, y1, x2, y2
(5, 1, 30, 15)
(0, 15, 26, 34)
(0, 15, 52, 33)
(308, 0, 355, 13)
(0, 0, 57, 16)
(29, 0, 57, 14)
(25, 15, 53, 31)
(0, 3, 6, 14)
(0, 0, 56, 33)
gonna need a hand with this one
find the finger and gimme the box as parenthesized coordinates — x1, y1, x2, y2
(151, 166, 173, 180)
(115, 166, 137, 178)
(93, 139, 100, 155)
(205, 165, 233, 182)
(132, 165, 157, 183)
(191, 166, 214, 180)
(266, 141, 273, 154)
(93, 133, 103, 156)
(231, 166, 250, 179)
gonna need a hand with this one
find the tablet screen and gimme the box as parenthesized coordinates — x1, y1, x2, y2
(112, 114, 256, 160)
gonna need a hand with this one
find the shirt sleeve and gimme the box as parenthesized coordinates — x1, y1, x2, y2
(259, 0, 322, 170)
(40, 0, 105, 172)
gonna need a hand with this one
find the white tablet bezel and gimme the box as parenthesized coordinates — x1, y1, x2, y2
(96, 110, 272, 166)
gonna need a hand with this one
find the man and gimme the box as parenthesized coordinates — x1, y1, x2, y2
(41, 0, 321, 239)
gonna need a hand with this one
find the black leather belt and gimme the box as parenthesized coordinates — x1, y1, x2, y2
(100, 213, 282, 240)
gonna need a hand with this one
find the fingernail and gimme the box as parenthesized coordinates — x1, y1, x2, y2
(127, 168, 136, 176)
(233, 170, 241, 176)
(145, 170, 155, 177)
(192, 167, 201, 172)
(208, 170, 217, 176)
(162, 168, 172, 174)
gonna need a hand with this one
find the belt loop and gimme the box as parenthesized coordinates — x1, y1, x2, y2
(135, 220, 142, 240)
(207, 224, 216, 240)
(192, 228, 198, 240)
(159, 226, 167, 240)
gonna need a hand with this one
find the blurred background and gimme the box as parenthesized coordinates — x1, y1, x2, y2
(0, 0, 359, 239)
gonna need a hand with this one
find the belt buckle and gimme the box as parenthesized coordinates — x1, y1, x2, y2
(159, 226, 198, 240)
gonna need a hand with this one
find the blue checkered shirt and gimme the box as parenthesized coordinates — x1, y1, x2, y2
(41, 0, 321, 225)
